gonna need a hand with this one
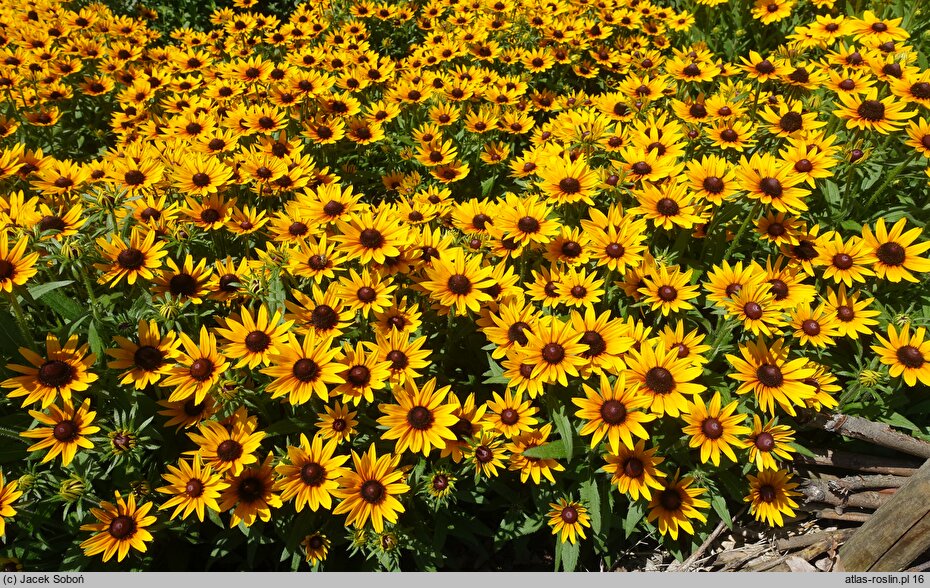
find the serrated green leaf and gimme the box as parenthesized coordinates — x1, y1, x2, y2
(27, 280, 74, 300)
(580, 478, 601, 534)
(623, 500, 645, 538)
(552, 407, 574, 463)
(712, 495, 732, 529)
(560, 538, 580, 572)
(39, 290, 85, 322)
(521, 441, 567, 460)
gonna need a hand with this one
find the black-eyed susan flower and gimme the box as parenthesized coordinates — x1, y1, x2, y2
(745, 469, 801, 527)
(107, 320, 181, 390)
(547, 498, 591, 545)
(156, 455, 228, 522)
(0, 471, 22, 537)
(735, 153, 810, 214)
(521, 317, 587, 387)
(682, 392, 751, 466)
(219, 453, 282, 527)
(378, 378, 458, 456)
(94, 227, 167, 287)
(602, 440, 666, 501)
(647, 471, 709, 540)
(861, 217, 930, 283)
(639, 264, 699, 316)
(506, 423, 565, 484)
(631, 181, 703, 230)
(21, 397, 99, 466)
(822, 286, 880, 339)
(468, 432, 508, 480)
(157, 396, 217, 432)
(420, 248, 495, 315)
(171, 154, 234, 195)
(816, 233, 875, 286)
(557, 266, 605, 308)
(186, 417, 265, 476)
(214, 306, 292, 369)
(4, 334, 98, 408)
(303, 532, 330, 566)
(161, 326, 228, 405)
(726, 338, 817, 416)
(834, 90, 916, 134)
(570, 307, 633, 376)
(333, 208, 409, 265)
(0, 232, 39, 292)
(368, 330, 432, 383)
(573, 373, 654, 454)
(316, 402, 359, 445)
(485, 389, 539, 438)
(788, 303, 840, 348)
(153, 255, 213, 305)
(743, 415, 797, 471)
(261, 332, 344, 405)
(704, 260, 765, 306)
(626, 340, 705, 417)
(332, 444, 410, 533)
(79, 492, 156, 563)
(724, 281, 785, 337)
(871, 323, 930, 387)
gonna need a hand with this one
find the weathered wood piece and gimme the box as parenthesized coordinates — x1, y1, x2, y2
(802, 412, 930, 459)
(838, 458, 930, 571)
(794, 448, 921, 476)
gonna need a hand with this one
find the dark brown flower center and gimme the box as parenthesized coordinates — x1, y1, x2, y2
(659, 488, 682, 511)
(743, 301, 763, 320)
(191, 172, 211, 187)
(779, 112, 803, 132)
(759, 484, 777, 503)
(244, 331, 271, 353)
(794, 159, 813, 173)
(756, 364, 784, 387)
(53, 419, 78, 441)
(519, 363, 535, 379)
(701, 417, 723, 439)
(836, 305, 855, 322)
(347, 365, 370, 386)
(169, 273, 198, 297)
(832, 253, 854, 269)
(359, 228, 385, 249)
(189, 358, 214, 381)
(300, 462, 325, 486)
(517, 215, 540, 233)
(0, 259, 14, 280)
(108, 515, 136, 540)
(473, 213, 491, 229)
(500, 408, 519, 425)
(124, 169, 146, 185)
(580, 330, 606, 358)
(387, 350, 408, 369)
(323, 200, 345, 217)
(475, 445, 493, 462)
(755, 60, 775, 74)
(39, 360, 74, 388)
(871, 21, 888, 32)
(561, 506, 579, 524)
(896, 345, 925, 369)
(360, 480, 385, 503)
(755, 432, 775, 452)
(857, 100, 885, 122)
(447, 274, 472, 295)
(237, 477, 264, 502)
(631, 161, 651, 176)
(292, 358, 320, 382)
(876, 242, 906, 266)
(38, 215, 66, 232)
(432, 474, 449, 491)
(134, 345, 164, 371)
(623, 457, 644, 478)
(768, 279, 789, 300)
(407, 406, 434, 430)
(605, 243, 624, 258)
(656, 197, 679, 216)
(839, 79, 856, 91)
(911, 82, 930, 99)
(288, 222, 308, 236)
(185, 479, 204, 497)
(219, 274, 240, 292)
(451, 417, 473, 441)
(310, 305, 340, 331)
(703, 176, 724, 193)
(216, 439, 243, 462)
(657, 285, 677, 301)
(720, 129, 738, 142)
(331, 418, 347, 432)
(644, 367, 674, 394)
(541, 342, 565, 363)
(117, 248, 146, 270)
(801, 319, 821, 336)
(507, 322, 531, 346)
(759, 178, 783, 197)
(600, 399, 627, 425)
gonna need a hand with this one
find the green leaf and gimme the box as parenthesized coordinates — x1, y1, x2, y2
(39, 290, 85, 322)
(0, 308, 26, 355)
(788, 441, 817, 458)
(27, 280, 74, 300)
(623, 500, 645, 538)
(560, 539, 580, 572)
(712, 495, 732, 529)
(580, 478, 602, 535)
(521, 442, 567, 460)
(88, 321, 105, 362)
(263, 419, 305, 438)
(552, 407, 575, 463)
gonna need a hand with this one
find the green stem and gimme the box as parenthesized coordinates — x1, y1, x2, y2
(864, 153, 917, 211)
(6, 291, 32, 349)
(723, 203, 760, 261)
(79, 266, 100, 320)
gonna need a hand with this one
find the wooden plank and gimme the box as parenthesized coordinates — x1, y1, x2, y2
(839, 458, 930, 571)
(872, 511, 930, 572)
